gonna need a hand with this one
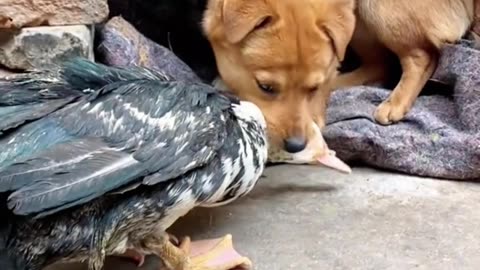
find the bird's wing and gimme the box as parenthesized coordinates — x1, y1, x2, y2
(0, 137, 146, 217)
(117, 80, 232, 186)
(0, 79, 231, 217)
(56, 78, 232, 186)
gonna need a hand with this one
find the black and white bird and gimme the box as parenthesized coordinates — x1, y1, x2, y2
(0, 59, 268, 270)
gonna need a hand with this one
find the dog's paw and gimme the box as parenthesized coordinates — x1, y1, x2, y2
(374, 99, 409, 125)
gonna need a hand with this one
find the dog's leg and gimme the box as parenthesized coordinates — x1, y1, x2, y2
(332, 62, 387, 90)
(330, 21, 390, 90)
(374, 48, 438, 125)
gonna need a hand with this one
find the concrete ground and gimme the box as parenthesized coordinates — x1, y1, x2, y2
(47, 165, 480, 270)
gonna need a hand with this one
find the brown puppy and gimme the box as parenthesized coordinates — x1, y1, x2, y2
(202, 0, 355, 155)
(334, 0, 475, 125)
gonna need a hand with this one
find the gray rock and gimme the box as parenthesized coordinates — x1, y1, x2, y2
(0, 68, 16, 78)
(0, 0, 108, 29)
(97, 16, 201, 83)
(0, 25, 94, 71)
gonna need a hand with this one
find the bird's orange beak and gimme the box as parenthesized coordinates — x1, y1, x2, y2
(315, 149, 352, 174)
(309, 124, 352, 174)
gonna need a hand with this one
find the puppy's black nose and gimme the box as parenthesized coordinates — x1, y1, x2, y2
(283, 137, 307, 153)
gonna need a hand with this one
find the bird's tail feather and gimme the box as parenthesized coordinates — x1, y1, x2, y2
(0, 57, 171, 135)
(0, 195, 22, 270)
(0, 98, 77, 135)
(59, 57, 172, 93)
(0, 251, 22, 270)
(0, 72, 83, 135)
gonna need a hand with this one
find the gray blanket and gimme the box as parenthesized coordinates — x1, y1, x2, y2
(324, 41, 480, 180)
(97, 16, 480, 180)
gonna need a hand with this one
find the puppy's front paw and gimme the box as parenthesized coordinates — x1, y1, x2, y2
(374, 99, 409, 125)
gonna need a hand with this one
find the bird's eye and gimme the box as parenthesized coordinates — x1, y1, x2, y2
(256, 81, 276, 95)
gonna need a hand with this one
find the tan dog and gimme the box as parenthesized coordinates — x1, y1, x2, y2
(204, 0, 475, 141)
(334, 0, 474, 125)
(202, 0, 356, 157)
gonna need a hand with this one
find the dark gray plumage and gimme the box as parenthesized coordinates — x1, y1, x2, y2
(0, 58, 268, 270)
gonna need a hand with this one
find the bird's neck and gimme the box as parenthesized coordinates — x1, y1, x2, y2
(199, 117, 268, 207)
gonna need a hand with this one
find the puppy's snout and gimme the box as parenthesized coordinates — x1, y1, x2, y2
(283, 136, 307, 153)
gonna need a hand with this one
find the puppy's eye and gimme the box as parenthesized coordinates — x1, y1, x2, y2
(306, 85, 319, 98)
(254, 16, 273, 30)
(308, 86, 319, 94)
(256, 81, 277, 95)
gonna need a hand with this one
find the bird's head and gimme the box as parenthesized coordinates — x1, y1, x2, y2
(231, 100, 268, 133)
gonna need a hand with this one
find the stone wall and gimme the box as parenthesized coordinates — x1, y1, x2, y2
(0, 0, 109, 76)
(1, 0, 480, 78)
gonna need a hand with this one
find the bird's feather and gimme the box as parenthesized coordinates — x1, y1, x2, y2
(0, 119, 75, 171)
(3, 137, 145, 217)
(0, 99, 77, 134)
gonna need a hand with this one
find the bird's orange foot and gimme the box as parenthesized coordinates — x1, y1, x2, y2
(181, 234, 252, 270)
(118, 233, 179, 267)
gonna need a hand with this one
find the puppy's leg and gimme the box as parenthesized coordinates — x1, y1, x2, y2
(332, 61, 387, 90)
(374, 48, 437, 125)
(331, 21, 390, 90)
(354, 0, 472, 124)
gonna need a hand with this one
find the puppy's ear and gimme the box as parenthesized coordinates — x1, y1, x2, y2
(222, 0, 272, 44)
(318, 0, 355, 61)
